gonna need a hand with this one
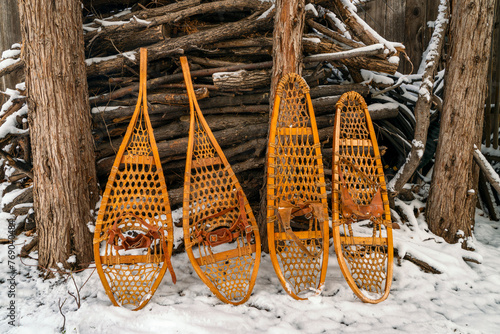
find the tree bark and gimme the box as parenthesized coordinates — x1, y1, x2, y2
(19, 0, 99, 271)
(270, 0, 306, 104)
(426, 0, 495, 246)
(258, 0, 306, 252)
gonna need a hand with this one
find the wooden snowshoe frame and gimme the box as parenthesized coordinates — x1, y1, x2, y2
(267, 73, 329, 300)
(93, 48, 175, 311)
(180, 57, 261, 305)
(332, 91, 393, 304)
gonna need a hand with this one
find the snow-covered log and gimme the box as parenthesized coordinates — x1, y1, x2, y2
(473, 145, 500, 195)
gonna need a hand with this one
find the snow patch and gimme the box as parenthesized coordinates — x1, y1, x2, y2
(257, 4, 274, 20)
(368, 102, 398, 112)
(481, 144, 500, 157)
(326, 12, 351, 39)
(0, 58, 20, 71)
(418, 0, 449, 74)
(339, 0, 404, 54)
(113, 9, 132, 18)
(85, 51, 136, 66)
(132, 16, 152, 25)
(83, 25, 99, 32)
(306, 44, 384, 62)
(95, 18, 129, 27)
(303, 37, 321, 44)
(388, 56, 400, 64)
(91, 106, 121, 114)
(412, 139, 425, 158)
(474, 145, 500, 187)
(0, 91, 29, 139)
(1, 49, 20, 59)
(360, 69, 394, 85)
(305, 3, 318, 17)
(1, 186, 32, 210)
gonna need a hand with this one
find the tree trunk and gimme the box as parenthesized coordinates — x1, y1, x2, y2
(426, 0, 496, 246)
(18, 0, 99, 272)
(0, 0, 22, 97)
(258, 0, 306, 252)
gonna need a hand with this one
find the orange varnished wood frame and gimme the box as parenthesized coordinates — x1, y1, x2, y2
(332, 91, 393, 304)
(180, 56, 261, 305)
(93, 49, 174, 310)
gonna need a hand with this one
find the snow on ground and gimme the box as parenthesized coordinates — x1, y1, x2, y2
(1, 196, 500, 334)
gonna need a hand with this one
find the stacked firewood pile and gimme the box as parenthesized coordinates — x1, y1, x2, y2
(83, 0, 412, 206)
(0, 0, 436, 221)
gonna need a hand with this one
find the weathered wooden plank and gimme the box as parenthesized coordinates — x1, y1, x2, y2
(404, 0, 426, 73)
(0, 0, 22, 94)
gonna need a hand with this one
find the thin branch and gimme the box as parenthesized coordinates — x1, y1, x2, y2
(68, 274, 81, 309)
(67, 269, 96, 310)
(58, 298, 67, 332)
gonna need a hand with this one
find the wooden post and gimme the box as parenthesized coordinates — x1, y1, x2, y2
(258, 0, 306, 252)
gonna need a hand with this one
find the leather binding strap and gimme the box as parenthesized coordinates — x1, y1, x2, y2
(194, 190, 253, 247)
(107, 212, 177, 284)
(337, 157, 384, 222)
(275, 201, 326, 258)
